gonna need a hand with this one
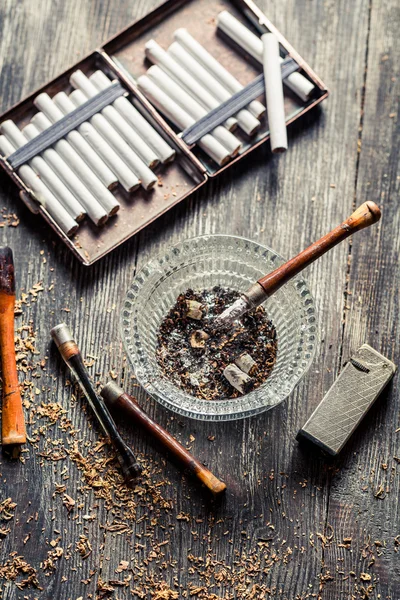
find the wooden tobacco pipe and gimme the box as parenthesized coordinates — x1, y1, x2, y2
(214, 201, 381, 327)
(0, 247, 26, 446)
(101, 382, 227, 496)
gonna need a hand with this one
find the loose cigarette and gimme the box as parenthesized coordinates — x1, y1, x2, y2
(31, 112, 113, 221)
(23, 122, 110, 225)
(70, 71, 157, 191)
(234, 353, 257, 375)
(1, 120, 85, 223)
(217, 11, 315, 103)
(262, 33, 288, 153)
(85, 72, 160, 169)
(145, 39, 237, 132)
(89, 70, 176, 164)
(147, 66, 241, 157)
(167, 41, 260, 136)
(54, 91, 140, 193)
(34, 92, 118, 190)
(173, 29, 266, 120)
(186, 299, 204, 320)
(137, 75, 231, 167)
(0, 135, 78, 236)
(223, 364, 254, 395)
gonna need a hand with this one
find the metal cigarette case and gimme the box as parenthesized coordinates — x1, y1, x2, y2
(0, 0, 328, 265)
(297, 344, 396, 456)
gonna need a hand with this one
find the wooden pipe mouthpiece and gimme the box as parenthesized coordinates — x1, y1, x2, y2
(0, 247, 26, 446)
(101, 382, 227, 496)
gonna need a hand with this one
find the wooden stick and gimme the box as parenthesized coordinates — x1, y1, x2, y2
(0, 247, 26, 446)
(214, 202, 381, 327)
(101, 382, 227, 496)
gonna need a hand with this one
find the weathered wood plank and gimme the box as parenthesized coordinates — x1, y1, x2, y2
(322, 0, 400, 597)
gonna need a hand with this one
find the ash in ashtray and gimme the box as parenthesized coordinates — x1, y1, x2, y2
(156, 286, 278, 400)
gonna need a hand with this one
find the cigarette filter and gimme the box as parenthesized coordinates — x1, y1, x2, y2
(0, 136, 78, 236)
(173, 28, 265, 119)
(297, 344, 396, 456)
(217, 11, 315, 103)
(70, 71, 157, 190)
(34, 93, 118, 190)
(262, 33, 288, 153)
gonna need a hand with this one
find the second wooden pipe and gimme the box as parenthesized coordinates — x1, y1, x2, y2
(101, 382, 227, 496)
(0, 247, 26, 446)
(214, 201, 381, 327)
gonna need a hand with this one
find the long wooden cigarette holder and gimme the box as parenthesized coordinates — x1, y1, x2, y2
(0, 0, 328, 265)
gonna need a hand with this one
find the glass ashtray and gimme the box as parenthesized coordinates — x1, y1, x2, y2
(120, 235, 317, 421)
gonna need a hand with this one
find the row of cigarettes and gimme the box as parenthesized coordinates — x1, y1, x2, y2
(136, 11, 315, 163)
(0, 70, 176, 237)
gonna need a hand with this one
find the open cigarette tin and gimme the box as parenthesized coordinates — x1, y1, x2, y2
(0, 0, 328, 265)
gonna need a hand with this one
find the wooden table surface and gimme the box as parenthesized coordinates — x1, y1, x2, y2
(0, 0, 398, 598)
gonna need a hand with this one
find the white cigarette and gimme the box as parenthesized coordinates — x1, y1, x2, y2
(262, 33, 288, 153)
(24, 121, 109, 225)
(34, 92, 118, 190)
(54, 90, 140, 193)
(167, 41, 260, 136)
(147, 65, 241, 157)
(89, 70, 176, 164)
(22, 123, 86, 222)
(137, 75, 231, 167)
(31, 111, 117, 220)
(173, 29, 265, 120)
(0, 119, 86, 223)
(223, 364, 254, 395)
(83, 73, 159, 169)
(70, 71, 157, 191)
(145, 40, 237, 132)
(217, 11, 315, 103)
(0, 134, 78, 236)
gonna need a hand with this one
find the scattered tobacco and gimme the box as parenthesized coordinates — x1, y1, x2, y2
(156, 287, 278, 400)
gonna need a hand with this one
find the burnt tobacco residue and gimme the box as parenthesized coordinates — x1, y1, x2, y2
(156, 286, 278, 400)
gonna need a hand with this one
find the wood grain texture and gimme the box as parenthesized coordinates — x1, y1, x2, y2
(0, 0, 398, 598)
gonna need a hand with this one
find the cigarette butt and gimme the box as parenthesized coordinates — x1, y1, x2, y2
(262, 33, 288, 153)
(223, 363, 254, 394)
(137, 75, 231, 166)
(186, 300, 204, 320)
(145, 39, 238, 132)
(217, 11, 315, 103)
(0, 135, 78, 236)
(31, 111, 110, 224)
(70, 71, 157, 191)
(190, 330, 209, 349)
(173, 29, 265, 120)
(34, 92, 118, 190)
(234, 353, 257, 375)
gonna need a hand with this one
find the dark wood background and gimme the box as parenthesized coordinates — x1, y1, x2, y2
(0, 0, 398, 598)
